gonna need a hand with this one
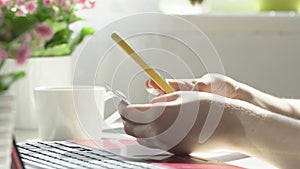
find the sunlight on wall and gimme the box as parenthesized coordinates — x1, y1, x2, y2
(160, 0, 258, 14)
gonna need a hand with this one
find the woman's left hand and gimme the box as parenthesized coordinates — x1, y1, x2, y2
(118, 91, 243, 154)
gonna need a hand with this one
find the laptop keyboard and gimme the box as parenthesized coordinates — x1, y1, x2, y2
(18, 141, 169, 169)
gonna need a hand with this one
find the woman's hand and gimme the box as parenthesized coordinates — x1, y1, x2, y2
(119, 91, 300, 168)
(119, 74, 300, 168)
(146, 73, 242, 100)
(118, 91, 245, 155)
(147, 73, 299, 119)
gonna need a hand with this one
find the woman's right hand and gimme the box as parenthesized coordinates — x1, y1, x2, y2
(147, 73, 299, 120)
(146, 73, 247, 101)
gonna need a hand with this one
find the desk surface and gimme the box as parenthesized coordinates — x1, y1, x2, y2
(15, 128, 278, 169)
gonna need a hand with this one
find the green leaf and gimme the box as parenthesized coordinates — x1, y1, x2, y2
(10, 15, 38, 38)
(1, 8, 36, 42)
(68, 17, 83, 24)
(35, 3, 55, 22)
(39, 27, 95, 57)
(31, 44, 71, 57)
(0, 71, 25, 93)
(79, 27, 96, 43)
(0, 60, 5, 70)
(70, 27, 95, 51)
(45, 28, 72, 48)
(45, 20, 68, 32)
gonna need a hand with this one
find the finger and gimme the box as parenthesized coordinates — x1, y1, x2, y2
(150, 92, 180, 104)
(146, 79, 161, 90)
(192, 82, 211, 92)
(166, 79, 193, 91)
(137, 138, 164, 149)
(145, 80, 164, 95)
(192, 75, 213, 92)
(123, 120, 138, 137)
(146, 79, 193, 94)
(137, 138, 159, 149)
(123, 121, 158, 138)
(119, 103, 168, 124)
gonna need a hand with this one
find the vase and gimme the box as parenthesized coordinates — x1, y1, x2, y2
(3, 56, 72, 129)
(0, 91, 15, 169)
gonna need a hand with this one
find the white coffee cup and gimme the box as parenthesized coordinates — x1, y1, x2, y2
(34, 86, 115, 141)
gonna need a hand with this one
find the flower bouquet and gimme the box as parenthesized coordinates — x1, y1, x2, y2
(0, 0, 96, 92)
(0, 0, 96, 129)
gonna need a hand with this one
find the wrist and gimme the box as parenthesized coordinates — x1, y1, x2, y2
(216, 99, 252, 150)
(235, 82, 295, 118)
(222, 99, 267, 153)
(234, 82, 272, 110)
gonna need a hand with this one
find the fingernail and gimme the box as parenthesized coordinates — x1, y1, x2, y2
(147, 80, 153, 88)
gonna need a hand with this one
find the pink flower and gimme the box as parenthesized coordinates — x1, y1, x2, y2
(15, 10, 25, 16)
(35, 23, 53, 39)
(52, 6, 59, 13)
(25, 1, 37, 14)
(79, 0, 95, 9)
(77, 0, 86, 4)
(16, 0, 24, 6)
(55, 0, 63, 4)
(0, 0, 10, 8)
(23, 33, 32, 43)
(63, 0, 71, 10)
(43, 0, 52, 6)
(84, 0, 95, 9)
(0, 49, 8, 59)
(15, 45, 31, 65)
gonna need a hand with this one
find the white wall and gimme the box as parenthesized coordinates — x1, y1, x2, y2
(182, 14, 300, 98)
(75, 1, 300, 101)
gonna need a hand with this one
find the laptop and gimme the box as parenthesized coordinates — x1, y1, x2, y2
(12, 137, 244, 169)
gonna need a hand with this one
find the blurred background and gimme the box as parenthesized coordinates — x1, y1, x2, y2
(74, 0, 300, 101)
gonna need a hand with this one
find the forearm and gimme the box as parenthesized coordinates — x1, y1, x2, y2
(244, 111, 300, 168)
(254, 114, 300, 169)
(226, 99, 300, 169)
(237, 82, 300, 119)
